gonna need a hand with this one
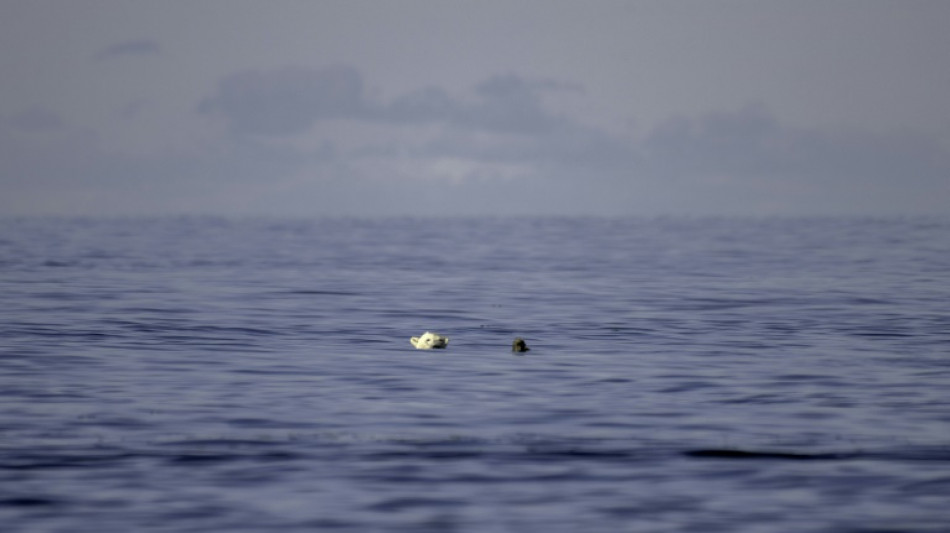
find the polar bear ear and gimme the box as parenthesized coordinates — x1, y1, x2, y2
(410, 337, 420, 348)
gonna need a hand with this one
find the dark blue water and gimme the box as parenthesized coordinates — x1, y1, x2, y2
(2, 216, 949, 532)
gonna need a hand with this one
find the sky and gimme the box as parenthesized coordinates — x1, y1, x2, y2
(1, 0, 948, 217)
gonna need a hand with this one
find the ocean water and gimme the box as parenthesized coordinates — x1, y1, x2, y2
(1, 216, 949, 532)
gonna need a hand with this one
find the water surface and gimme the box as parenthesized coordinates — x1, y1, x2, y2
(2, 216, 949, 532)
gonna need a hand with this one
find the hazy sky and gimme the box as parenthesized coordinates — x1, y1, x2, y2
(1, 0, 948, 216)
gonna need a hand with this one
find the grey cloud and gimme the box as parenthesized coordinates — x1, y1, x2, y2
(196, 66, 630, 181)
(636, 105, 950, 214)
(369, 74, 636, 177)
(413, 121, 635, 176)
(460, 74, 567, 134)
(199, 66, 578, 138)
(197, 65, 366, 136)
(385, 86, 457, 124)
(0, 121, 309, 215)
(384, 73, 575, 135)
(642, 104, 949, 186)
(643, 104, 788, 178)
(95, 40, 161, 61)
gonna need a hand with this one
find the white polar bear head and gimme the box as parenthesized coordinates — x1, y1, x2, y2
(410, 331, 449, 349)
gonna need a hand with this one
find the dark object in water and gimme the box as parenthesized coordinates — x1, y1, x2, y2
(512, 338, 530, 353)
(685, 449, 851, 460)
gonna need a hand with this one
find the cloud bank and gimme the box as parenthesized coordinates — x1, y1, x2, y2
(2, 64, 948, 216)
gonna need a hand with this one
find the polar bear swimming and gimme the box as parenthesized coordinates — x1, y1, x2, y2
(410, 331, 449, 349)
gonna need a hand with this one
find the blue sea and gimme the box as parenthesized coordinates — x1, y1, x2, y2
(1, 216, 949, 532)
